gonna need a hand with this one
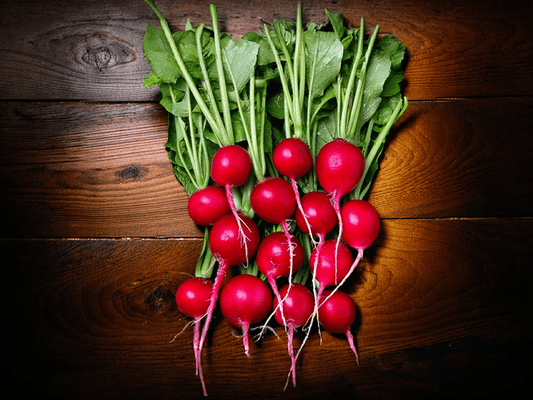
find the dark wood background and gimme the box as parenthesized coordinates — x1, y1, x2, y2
(1, 0, 532, 398)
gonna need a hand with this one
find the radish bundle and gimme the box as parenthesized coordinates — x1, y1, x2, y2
(143, 0, 408, 395)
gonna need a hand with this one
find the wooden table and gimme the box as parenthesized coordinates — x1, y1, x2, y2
(1, 0, 532, 398)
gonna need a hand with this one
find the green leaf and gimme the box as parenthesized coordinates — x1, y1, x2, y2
(304, 30, 344, 99)
(222, 38, 260, 93)
(356, 51, 392, 133)
(143, 23, 180, 83)
(325, 9, 346, 40)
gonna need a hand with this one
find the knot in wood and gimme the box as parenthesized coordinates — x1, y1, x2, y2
(146, 286, 175, 315)
(81, 32, 135, 72)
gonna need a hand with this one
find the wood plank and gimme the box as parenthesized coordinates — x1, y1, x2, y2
(0, 0, 531, 101)
(2, 218, 532, 398)
(1, 98, 532, 238)
(0, 102, 202, 238)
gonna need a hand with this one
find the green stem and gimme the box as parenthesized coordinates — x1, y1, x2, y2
(210, 4, 234, 144)
(263, 24, 296, 127)
(195, 23, 227, 144)
(339, 18, 364, 138)
(353, 96, 407, 199)
(144, 0, 229, 146)
(347, 25, 380, 140)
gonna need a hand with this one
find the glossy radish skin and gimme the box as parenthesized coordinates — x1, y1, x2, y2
(272, 137, 313, 179)
(198, 213, 260, 368)
(175, 277, 213, 396)
(211, 145, 252, 188)
(295, 191, 337, 239)
(321, 200, 381, 309)
(315, 139, 365, 285)
(340, 199, 380, 251)
(306, 239, 353, 348)
(273, 138, 314, 238)
(318, 289, 359, 362)
(176, 277, 213, 319)
(256, 231, 304, 331)
(273, 283, 314, 389)
(256, 231, 304, 280)
(209, 213, 260, 267)
(211, 145, 253, 262)
(220, 274, 273, 357)
(315, 138, 365, 200)
(309, 239, 354, 289)
(250, 177, 299, 292)
(187, 186, 232, 226)
(250, 177, 297, 225)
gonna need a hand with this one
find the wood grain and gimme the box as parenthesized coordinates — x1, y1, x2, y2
(3, 218, 531, 399)
(0, 0, 531, 101)
(2, 98, 532, 238)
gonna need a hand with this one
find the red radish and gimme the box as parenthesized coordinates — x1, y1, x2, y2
(272, 138, 314, 236)
(198, 213, 260, 365)
(273, 137, 313, 179)
(256, 232, 304, 280)
(256, 231, 304, 327)
(315, 139, 365, 279)
(318, 289, 359, 363)
(315, 138, 365, 201)
(211, 144, 252, 188)
(211, 145, 253, 256)
(295, 190, 337, 252)
(309, 239, 354, 293)
(175, 277, 213, 396)
(219, 274, 273, 357)
(250, 177, 298, 285)
(187, 186, 232, 226)
(303, 239, 353, 349)
(322, 200, 380, 306)
(273, 283, 314, 390)
(309, 240, 353, 325)
(341, 199, 380, 251)
(250, 177, 297, 226)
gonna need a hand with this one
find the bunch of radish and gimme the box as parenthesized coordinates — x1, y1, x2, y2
(143, 0, 408, 395)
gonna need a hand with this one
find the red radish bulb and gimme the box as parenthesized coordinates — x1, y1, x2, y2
(318, 289, 359, 363)
(315, 138, 365, 286)
(211, 145, 253, 258)
(198, 213, 260, 367)
(321, 200, 380, 307)
(187, 186, 231, 226)
(272, 137, 314, 237)
(273, 283, 314, 389)
(175, 277, 213, 396)
(256, 231, 304, 328)
(250, 177, 298, 285)
(220, 274, 273, 357)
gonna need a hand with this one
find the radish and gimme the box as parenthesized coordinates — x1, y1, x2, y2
(308, 239, 353, 329)
(175, 277, 213, 396)
(322, 199, 380, 305)
(256, 231, 304, 328)
(272, 138, 314, 236)
(309, 239, 354, 296)
(273, 283, 314, 390)
(250, 176, 298, 285)
(298, 239, 353, 354)
(187, 186, 232, 226)
(294, 190, 337, 253)
(318, 289, 359, 363)
(315, 138, 365, 204)
(198, 213, 260, 366)
(219, 274, 273, 358)
(315, 138, 365, 275)
(211, 144, 253, 253)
